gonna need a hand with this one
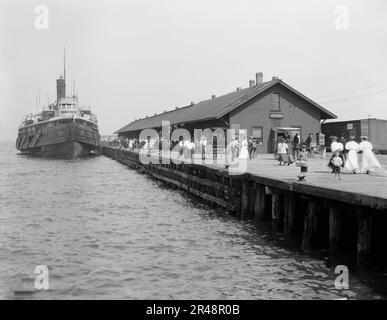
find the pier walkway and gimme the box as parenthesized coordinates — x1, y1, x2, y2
(209, 154, 387, 210)
(118, 147, 387, 210)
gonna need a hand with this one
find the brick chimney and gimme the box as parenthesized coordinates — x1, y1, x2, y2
(249, 80, 255, 88)
(256, 72, 263, 85)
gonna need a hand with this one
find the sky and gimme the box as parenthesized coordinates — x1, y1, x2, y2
(0, 0, 387, 141)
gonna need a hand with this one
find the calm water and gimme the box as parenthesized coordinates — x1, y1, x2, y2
(0, 141, 384, 300)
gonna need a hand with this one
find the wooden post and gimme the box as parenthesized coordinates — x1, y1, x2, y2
(254, 184, 266, 224)
(232, 180, 241, 218)
(356, 207, 372, 266)
(284, 192, 296, 237)
(302, 199, 318, 251)
(249, 182, 256, 219)
(271, 193, 280, 233)
(241, 180, 249, 219)
(329, 206, 340, 254)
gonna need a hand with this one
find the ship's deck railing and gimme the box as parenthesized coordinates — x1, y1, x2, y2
(20, 109, 98, 128)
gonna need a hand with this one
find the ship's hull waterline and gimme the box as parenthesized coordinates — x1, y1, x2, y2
(20, 140, 98, 159)
(16, 118, 100, 159)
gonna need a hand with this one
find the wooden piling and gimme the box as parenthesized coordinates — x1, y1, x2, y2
(329, 206, 341, 254)
(302, 199, 318, 251)
(356, 207, 372, 266)
(249, 182, 256, 219)
(284, 192, 296, 237)
(254, 184, 266, 225)
(241, 180, 249, 219)
(271, 192, 280, 233)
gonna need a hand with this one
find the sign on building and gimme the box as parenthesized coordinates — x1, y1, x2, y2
(318, 133, 325, 146)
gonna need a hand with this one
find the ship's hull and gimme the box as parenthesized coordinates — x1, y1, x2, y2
(23, 140, 98, 159)
(16, 117, 100, 159)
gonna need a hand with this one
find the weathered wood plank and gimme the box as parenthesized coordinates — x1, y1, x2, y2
(271, 193, 281, 233)
(356, 207, 373, 266)
(302, 199, 318, 251)
(254, 184, 266, 224)
(284, 192, 296, 237)
(329, 206, 341, 254)
(103, 146, 387, 210)
(241, 180, 249, 219)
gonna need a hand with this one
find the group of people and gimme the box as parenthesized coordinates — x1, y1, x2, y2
(276, 133, 382, 181)
(229, 136, 260, 161)
(327, 135, 382, 177)
(276, 132, 304, 166)
(114, 133, 382, 179)
(277, 137, 310, 180)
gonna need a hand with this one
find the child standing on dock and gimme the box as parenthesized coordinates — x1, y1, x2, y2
(328, 136, 344, 172)
(331, 151, 343, 180)
(296, 144, 309, 180)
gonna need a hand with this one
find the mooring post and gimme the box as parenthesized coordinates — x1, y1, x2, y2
(356, 207, 372, 266)
(302, 199, 318, 251)
(231, 179, 241, 218)
(284, 192, 296, 237)
(329, 206, 341, 254)
(249, 182, 256, 219)
(241, 180, 249, 219)
(271, 192, 281, 233)
(254, 184, 266, 225)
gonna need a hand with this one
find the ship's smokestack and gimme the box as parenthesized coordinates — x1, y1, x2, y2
(56, 48, 66, 102)
(56, 75, 66, 102)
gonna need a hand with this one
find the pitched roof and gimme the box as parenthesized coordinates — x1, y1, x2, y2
(115, 78, 337, 134)
(323, 118, 387, 124)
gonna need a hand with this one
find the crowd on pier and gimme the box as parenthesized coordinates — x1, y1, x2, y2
(106, 132, 382, 177)
(107, 135, 262, 161)
(327, 135, 382, 175)
(274, 132, 382, 179)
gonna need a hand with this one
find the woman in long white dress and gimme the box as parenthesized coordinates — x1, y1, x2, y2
(358, 136, 382, 174)
(239, 138, 249, 159)
(344, 136, 359, 173)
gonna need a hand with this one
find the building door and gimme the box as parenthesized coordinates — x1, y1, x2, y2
(270, 128, 301, 154)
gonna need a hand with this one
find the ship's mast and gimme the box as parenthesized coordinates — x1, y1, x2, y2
(64, 47, 66, 90)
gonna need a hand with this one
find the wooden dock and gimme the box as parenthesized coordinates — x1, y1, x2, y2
(102, 146, 387, 268)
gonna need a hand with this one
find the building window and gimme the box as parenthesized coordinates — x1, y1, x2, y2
(252, 127, 263, 145)
(271, 93, 280, 111)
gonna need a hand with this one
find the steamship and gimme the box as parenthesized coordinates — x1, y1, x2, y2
(16, 62, 101, 159)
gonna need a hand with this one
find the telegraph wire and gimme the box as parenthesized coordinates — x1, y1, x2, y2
(319, 87, 387, 104)
(316, 81, 387, 100)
